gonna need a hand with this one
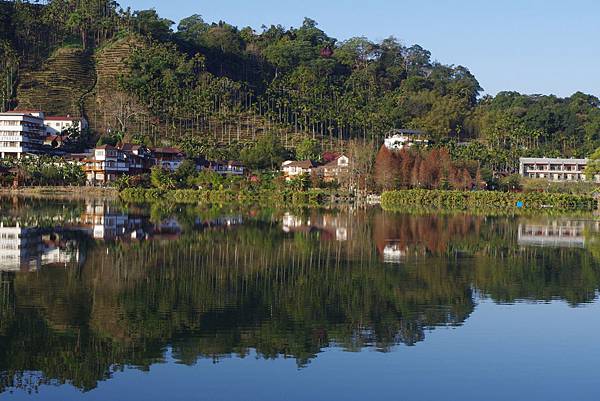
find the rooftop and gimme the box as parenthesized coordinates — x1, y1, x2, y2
(322, 154, 349, 168)
(153, 147, 184, 155)
(44, 116, 83, 121)
(520, 157, 588, 163)
(0, 111, 44, 120)
(282, 160, 318, 169)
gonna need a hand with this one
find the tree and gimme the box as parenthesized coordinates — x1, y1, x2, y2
(240, 133, 287, 170)
(190, 169, 223, 189)
(374, 146, 400, 191)
(174, 159, 197, 188)
(585, 147, 600, 181)
(150, 166, 176, 190)
(295, 138, 321, 161)
(132, 9, 174, 41)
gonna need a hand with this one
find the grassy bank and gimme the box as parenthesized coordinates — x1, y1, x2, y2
(119, 188, 353, 206)
(381, 189, 597, 212)
(0, 186, 118, 199)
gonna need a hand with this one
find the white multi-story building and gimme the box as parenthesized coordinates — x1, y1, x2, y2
(43, 115, 88, 135)
(84, 145, 131, 184)
(0, 111, 46, 159)
(519, 157, 600, 182)
(384, 130, 430, 151)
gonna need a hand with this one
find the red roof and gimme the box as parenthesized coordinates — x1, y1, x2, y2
(322, 154, 349, 168)
(10, 109, 42, 113)
(153, 147, 184, 155)
(283, 160, 318, 169)
(45, 116, 83, 121)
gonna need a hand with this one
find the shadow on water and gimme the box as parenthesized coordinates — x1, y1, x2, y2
(1, 196, 600, 393)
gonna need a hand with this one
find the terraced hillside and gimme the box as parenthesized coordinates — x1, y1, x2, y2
(16, 47, 95, 117)
(14, 35, 340, 149)
(13, 36, 141, 134)
(88, 36, 142, 133)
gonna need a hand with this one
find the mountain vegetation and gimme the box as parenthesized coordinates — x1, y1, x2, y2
(1, 0, 600, 171)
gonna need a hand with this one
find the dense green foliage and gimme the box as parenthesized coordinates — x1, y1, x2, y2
(0, 156, 85, 187)
(381, 189, 596, 211)
(3, 0, 599, 171)
(119, 187, 344, 206)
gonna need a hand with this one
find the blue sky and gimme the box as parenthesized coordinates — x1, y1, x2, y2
(121, 0, 600, 98)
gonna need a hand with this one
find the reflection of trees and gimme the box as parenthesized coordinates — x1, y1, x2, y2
(472, 248, 600, 305)
(0, 221, 474, 392)
(373, 212, 600, 305)
(1, 208, 600, 393)
(0, 196, 86, 227)
(373, 212, 486, 256)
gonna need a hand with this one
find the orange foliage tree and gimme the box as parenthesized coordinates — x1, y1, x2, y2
(374, 146, 480, 191)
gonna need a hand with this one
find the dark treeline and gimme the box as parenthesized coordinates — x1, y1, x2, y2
(2, 1, 600, 167)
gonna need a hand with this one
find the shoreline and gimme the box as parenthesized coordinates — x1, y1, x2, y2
(118, 187, 355, 206)
(0, 186, 119, 199)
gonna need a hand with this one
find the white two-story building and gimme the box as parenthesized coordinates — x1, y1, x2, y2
(281, 160, 318, 181)
(0, 111, 46, 159)
(519, 157, 600, 183)
(83, 145, 131, 184)
(43, 115, 88, 135)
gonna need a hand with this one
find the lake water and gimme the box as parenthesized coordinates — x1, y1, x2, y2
(1, 196, 600, 400)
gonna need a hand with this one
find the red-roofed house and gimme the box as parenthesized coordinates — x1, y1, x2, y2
(152, 147, 185, 171)
(281, 160, 318, 181)
(319, 154, 351, 182)
(83, 145, 132, 184)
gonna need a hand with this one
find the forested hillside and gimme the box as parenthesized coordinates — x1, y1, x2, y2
(1, 0, 600, 171)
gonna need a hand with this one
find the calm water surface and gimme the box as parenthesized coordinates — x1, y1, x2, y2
(0, 196, 600, 400)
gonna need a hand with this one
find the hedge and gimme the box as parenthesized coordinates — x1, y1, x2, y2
(381, 189, 596, 211)
(119, 188, 352, 206)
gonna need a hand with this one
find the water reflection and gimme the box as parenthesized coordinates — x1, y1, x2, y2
(282, 212, 349, 241)
(1, 197, 600, 395)
(517, 219, 600, 248)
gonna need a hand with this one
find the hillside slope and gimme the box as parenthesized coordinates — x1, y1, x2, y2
(16, 47, 95, 116)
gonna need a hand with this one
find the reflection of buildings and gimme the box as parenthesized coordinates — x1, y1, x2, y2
(0, 224, 42, 271)
(80, 201, 146, 241)
(41, 234, 80, 266)
(195, 215, 244, 231)
(517, 220, 594, 248)
(0, 271, 12, 305)
(282, 213, 349, 241)
(1, 199, 252, 273)
(0, 224, 81, 271)
(211, 216, 244, 227)
(382, 243, 410, 264)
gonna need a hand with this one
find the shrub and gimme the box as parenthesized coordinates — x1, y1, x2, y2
(381, 189, 595, 211)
